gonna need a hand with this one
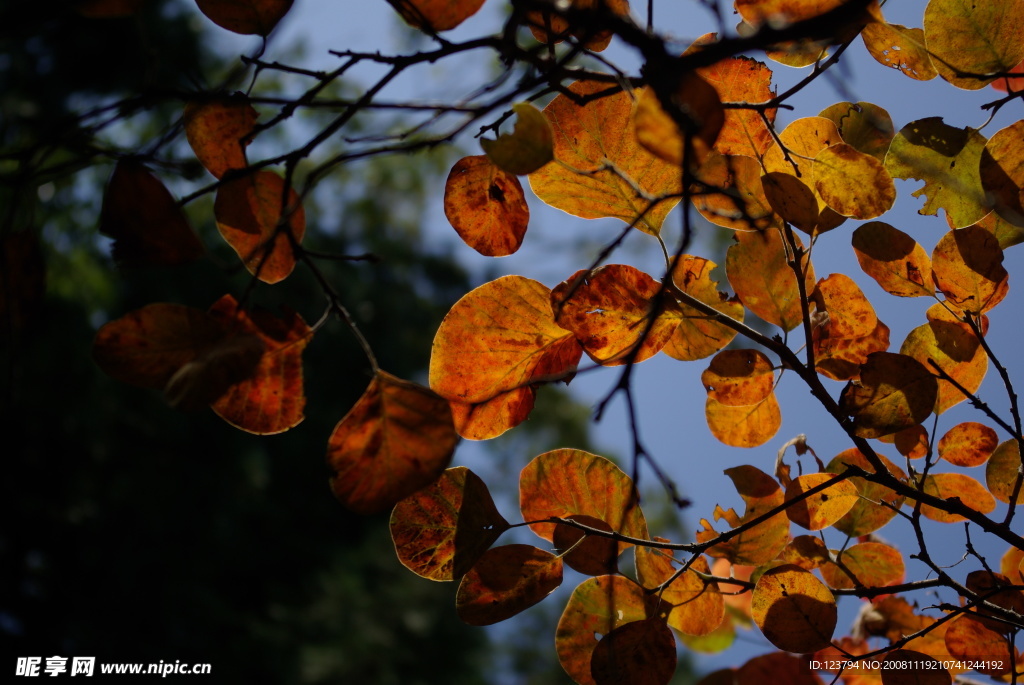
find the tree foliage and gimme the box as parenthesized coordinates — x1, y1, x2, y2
(10, 0, 1024, 682)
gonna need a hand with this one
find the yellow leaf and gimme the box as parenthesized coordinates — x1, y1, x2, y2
(480, 103, 554, 175)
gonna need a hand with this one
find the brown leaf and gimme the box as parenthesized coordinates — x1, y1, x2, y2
(195, 0, 294, 36)
(635, 547, 725, 636)
(938, 421, 998, 467)
(443, 156, 529, 256)
(553, 515, 619, 576)
(183, 94, 257, 179)
(839, 352, 938, 438)
(456, 545, 562, 626)
(590, 618, 676, 685)
(526, 0, 631, 52)
(751, 564, 837, 653)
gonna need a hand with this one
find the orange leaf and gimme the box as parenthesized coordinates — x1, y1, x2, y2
(986, 439, 1024, 505)
(919, 473, 996, 522)
(551, 265, 676, 365)
(695, 47, 776, 158)
(761, 172, 844, 235)
(194, 0, 293, 36)
(811, 273, 878, 339)
(890, 424, 930, 460)
(825, 448, 907, 537)
(923, 0, 1024, 90)
(861, 22, 937, 81)
(525, 0, 631, 52)
(701, 349, 774, 407)
(750, 564, 837, 653)
(207, 294, 310, 434)
(965, 570, 1024, 623)
(455, 544, 562, 626)
(1000, 545, 1024, 584)
(183, 94, 257, 179)
(635, 547, 725, 636)
(705, 392, 782, 448)
(779, 536, 831, 571)
(519, 448, 647, 554)
(979, 119, 1024, 226)
(327, 371, 457, 515)
(429, 275, 582, 404)
(852, 221, 935, 297)
(784, 473, 859, 531)
(99, 159, 203, 266)
(530, 80, 682, 235)
(389, 467, 509, 581)
(813, 143, 896, 220)
(691, 154, 776, 231)
(634, 72, 724, 169)
(726, 227, 815, 332)
(663, 255, 743, 362)
(901, 320, 986, 415)
(448, 387, 535, 440)
(931, 225, 1009, 315)
(884, 118, 990, 228)
(735, 0, 846, 25)
(443, 155, 529, 256)
(818, 101, 896, 162)
(480, 103, 554, 175)
(813, 318, 890, 381)
(590, 618, 676, 685)
(388, 0, 484, 31)
(553, 515, 618, 576)
(820, 541, 905, 590)
(938, 421, 998, 467)
(698, 465, 789, 565)
(214, 170, 305, 284)
(944, 613, 1013, 676)
(763, 117, 843, 220)
(556, 576, 649, 685)
(839, 352, 938, 438)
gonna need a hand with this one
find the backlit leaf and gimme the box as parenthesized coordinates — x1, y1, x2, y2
(852, 221, 935, 297)
(701, 349, 774, 407)
(590, 618, 676, 685)
(214, 170, 305, 284)
(556, 576, 648, 685)
(388, 0, 485, 31)
(931, 225, 1009, 315)
(901, 320, 986, 415)
(813, 143, 896, 219)
(839, 352, 938, 438)
(520, 449, 647, 553)
(705, 392, 782, 448)
(884, 118, 990, 228)
(818, 101, 896, 161)
(986, 439, 1024, 505)
(735, 0, 846, 25)
(956, 210, 1024, 250)
(698, 465, 789, 565)
(635, 547, 725, 636)
(525, 0, 631, 52)
(938, 422, 998, 467)
(634, 73, 724, 170)
(736, 652, 822, 685)
(891, 425, 930, 460)
(813, 318, 890, 381)
(811, 273, 877, 339)
(551, 265, 676, 365)
(553, 515, 618, 576)
(207, 294, 310, 434)
(194, 0, 293, 35)
(1001, 545, 1024, 584)
(663, 255, 743, 361)
(183, 94, 257, 179)
(530, 80, 682, 235)
(750, 564, 837, 653)
(979, 120, 1024, 226)
(429, 275, 582, 404)
(761, 172, 843, 235)
(698, 52, 776, 158)
(923, 0, 1024, 90)
(390, 467, 509, 581)
(763, 117, 842, 219)
(99, 159, 203, 266)
(861, 22, 937, 81)
(443, 155, 529, 257)
(726, 227, 815, 332)
(779, 536, 831, 570)
(784, 473, 859, 531)
(161, 333, 264, 411)
(449, 387, 535, 440)
(455, 544, 562, 626)
(691, 154, 776, 230)
(825, 448, 907, 537)
(480, 103, 554, 175)
(327, 371, 457, 515)
(919, 473, 996, 522)
(966, 570, 1024, 620)
(820, 541, 905, 590)
(944, 613, 1012, 675)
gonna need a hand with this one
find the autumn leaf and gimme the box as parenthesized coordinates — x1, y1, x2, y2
(590, 618, 676, 685)
(705, 392, 782, 448)
(635, 547, 725, 636)
(986, 439, 1024, 505)
(923, 0, 1024, 90)
(938, 422, 998, 467)
(455, 544, 562, 626)
(553, 515, 618, 576)
(931, 225, 1009, 315)
(901, 320, 986, 415)
(519, 448, 647, 554)
(763, 117, 844, 232)
(736, 652, 822, 684)
(663, 255, 743, 362)
(818, 101, 896, 161)
(183, 94, 258, 180)
(194, 0, 294, 36)
(448, 387, 536, 441)
(429, 275, 582, 405)
(207, 294, 310, 434)
(861, 22, 937, 81)
(327, 371, 457, 515)
(480, 103, 554, 175)
(820, 541, 905, 590)
(750, 564, 837, 653)
(214, 170, 305, 284)
(99, 159, 204, 266)
(693, 45, 776, 158)
(726, 227, 815, 332)
(389, 467, 509, 581)
(443, 155, 529, 256)
(691, 154, 776, 231)
(825, 448, 907, 537)
(852, 221, 935, 297)
(944, 613, 1013, 675)
(839, 352, 938, 437)
(784, 473, 859, 531)
(979, 119, 1024, 226)
(556, 576, 648, 685)
(919, 473, 996, 522)
(701, 349, 774, 407)
(880, 650, 951, 685)
(884, 118, 990, 228)
(813, 318, 891, 382)
(551, 265, 676, 365)
(813, 143, 896, 220)
(811, 273, 878, 339)
(530, 80, 682, 235)
(634, 72, 724, 170)
(387, 0, 485, 31)
(525, 0, 631, 52)
(698, 465, 789, 565)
